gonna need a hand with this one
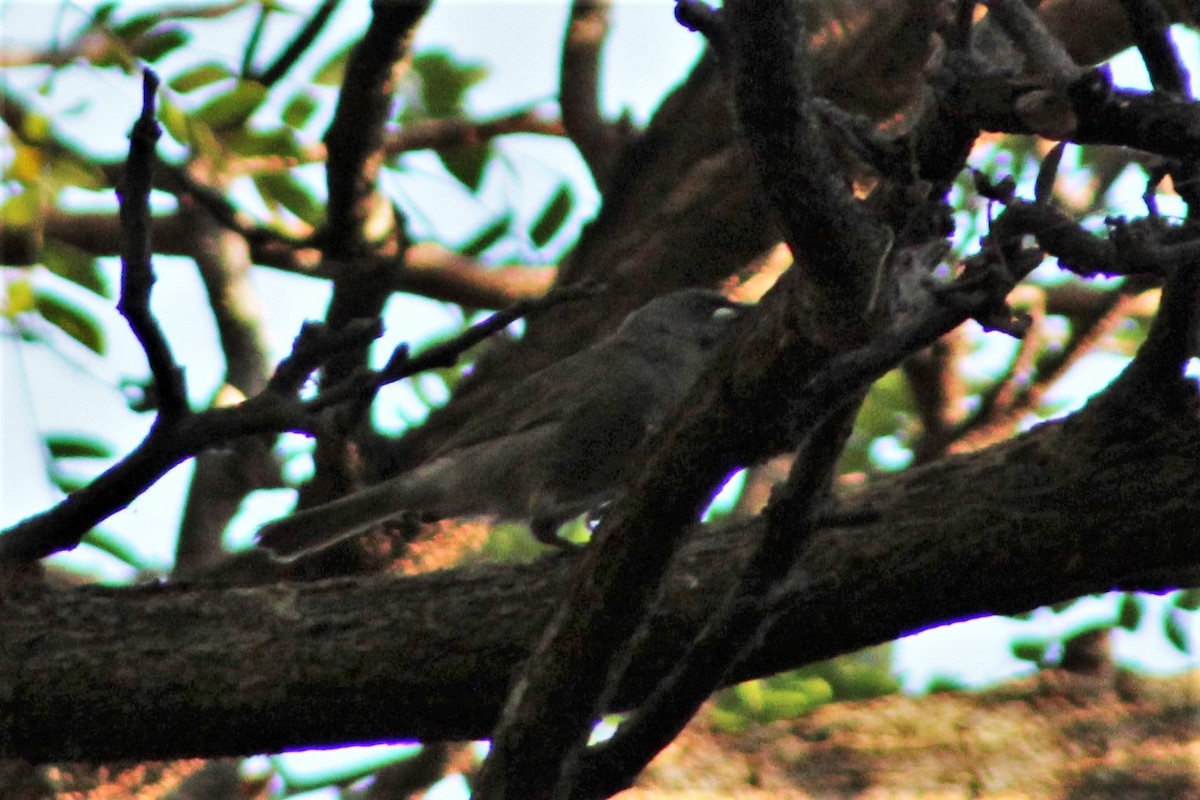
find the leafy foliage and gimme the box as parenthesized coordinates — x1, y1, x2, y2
(711, 647, 899, 730)
(402, 49, 492, 190)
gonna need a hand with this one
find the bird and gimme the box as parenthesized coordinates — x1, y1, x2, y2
(256, 289, 745, 560)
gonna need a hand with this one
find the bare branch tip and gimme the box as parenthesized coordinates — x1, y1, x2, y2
(674, 0, 724, 41)
(141, 67, 160, 103)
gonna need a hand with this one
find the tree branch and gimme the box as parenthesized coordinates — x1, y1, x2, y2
(255, 0, 340, 87)
(1116, 0, 1190, 94)
(984, 0, 1084, 86)
(723, 0, 891, 328)
(559, 0, 621, 190)
(472, 221, 1032, 799)
(307, 0, 432, 513)
(0, 291, 587, 562)
(321, 1, 427, 262)
(937, 53, 1200, 154)
(115, 70, 188, 423)
(173, 207, 278, 576)
(1, 364, 1197, 763)
(383, 109, 565, 156)
(572, 398, 863, 798)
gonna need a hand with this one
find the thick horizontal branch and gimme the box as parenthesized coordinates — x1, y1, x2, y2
(35, 211, 556, 308)
(2, 376, 1197, 762)
(939, 55, 1200, 154)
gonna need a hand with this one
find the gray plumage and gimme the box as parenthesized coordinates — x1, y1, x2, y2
(256, 289, 744, 560)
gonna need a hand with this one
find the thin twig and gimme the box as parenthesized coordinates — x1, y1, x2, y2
(950, 290, 1142, 453)
(305, 284, 600, 414)
(115, 69, 188, 422)
(383, 109, 566, 157)
(256, 0, 340, 87)
(0, 287, 591, 562)
(674, 0, 728, 54)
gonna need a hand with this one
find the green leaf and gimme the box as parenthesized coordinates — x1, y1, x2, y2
(282, 92, 319, 129)
(926, 675, 967, 693)
(225, 127, 303, 160)
(18, 111, 51, 143)
(460, 214, 512, 257)
(34, 290, 106, 354)
(870, 369, 914, 409)
(413, 50, 487, 117)
(761, 681, 833, 717)
(82, 528, 148, 568)
(187, 117, 224, 162)
(91, 42, 134, 71)
(806, 654, 900, 701)
(49, 467, 92, 495)
(1116, 593, 1142, 630)
(135, 28, 190, 63)
(45, 433, 115, 460)
(8, 143, 43, 187)
(4, 277, 36, 317)
(168, 62, 231, 93)
(1164, 609, 1192, 653)
(850, 370, 914, 441)
(707, 706, 748, 733)
(159, 96, 192, 147)
(192, 80, 268, 130)
(111, 13, 159, 42)
(836, 440, 872, 476)
(733, 679, 766, 713)
(47, 154, 106, 192)
(1010, 638, 1048, 664)
(1, 192, 40, 228)
(312, 39, 354, 86)
(1174, 588, 1200, 611)
(529, 184, 573, 248)
(253, 172, 324, 226)
(42, 240, 110, 297)
(437, 144, 490, 192)
(90, 2, 118, 26)
(254, 0, 293, 14)
(719, 674, 836, 723)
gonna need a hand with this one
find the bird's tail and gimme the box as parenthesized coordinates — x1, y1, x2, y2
(255, 480, 407, 561)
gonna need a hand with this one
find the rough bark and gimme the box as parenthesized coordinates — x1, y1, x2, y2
(2, 374, 1197, 763)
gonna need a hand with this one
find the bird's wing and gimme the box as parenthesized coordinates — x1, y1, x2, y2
(437, 340, 635, 452)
